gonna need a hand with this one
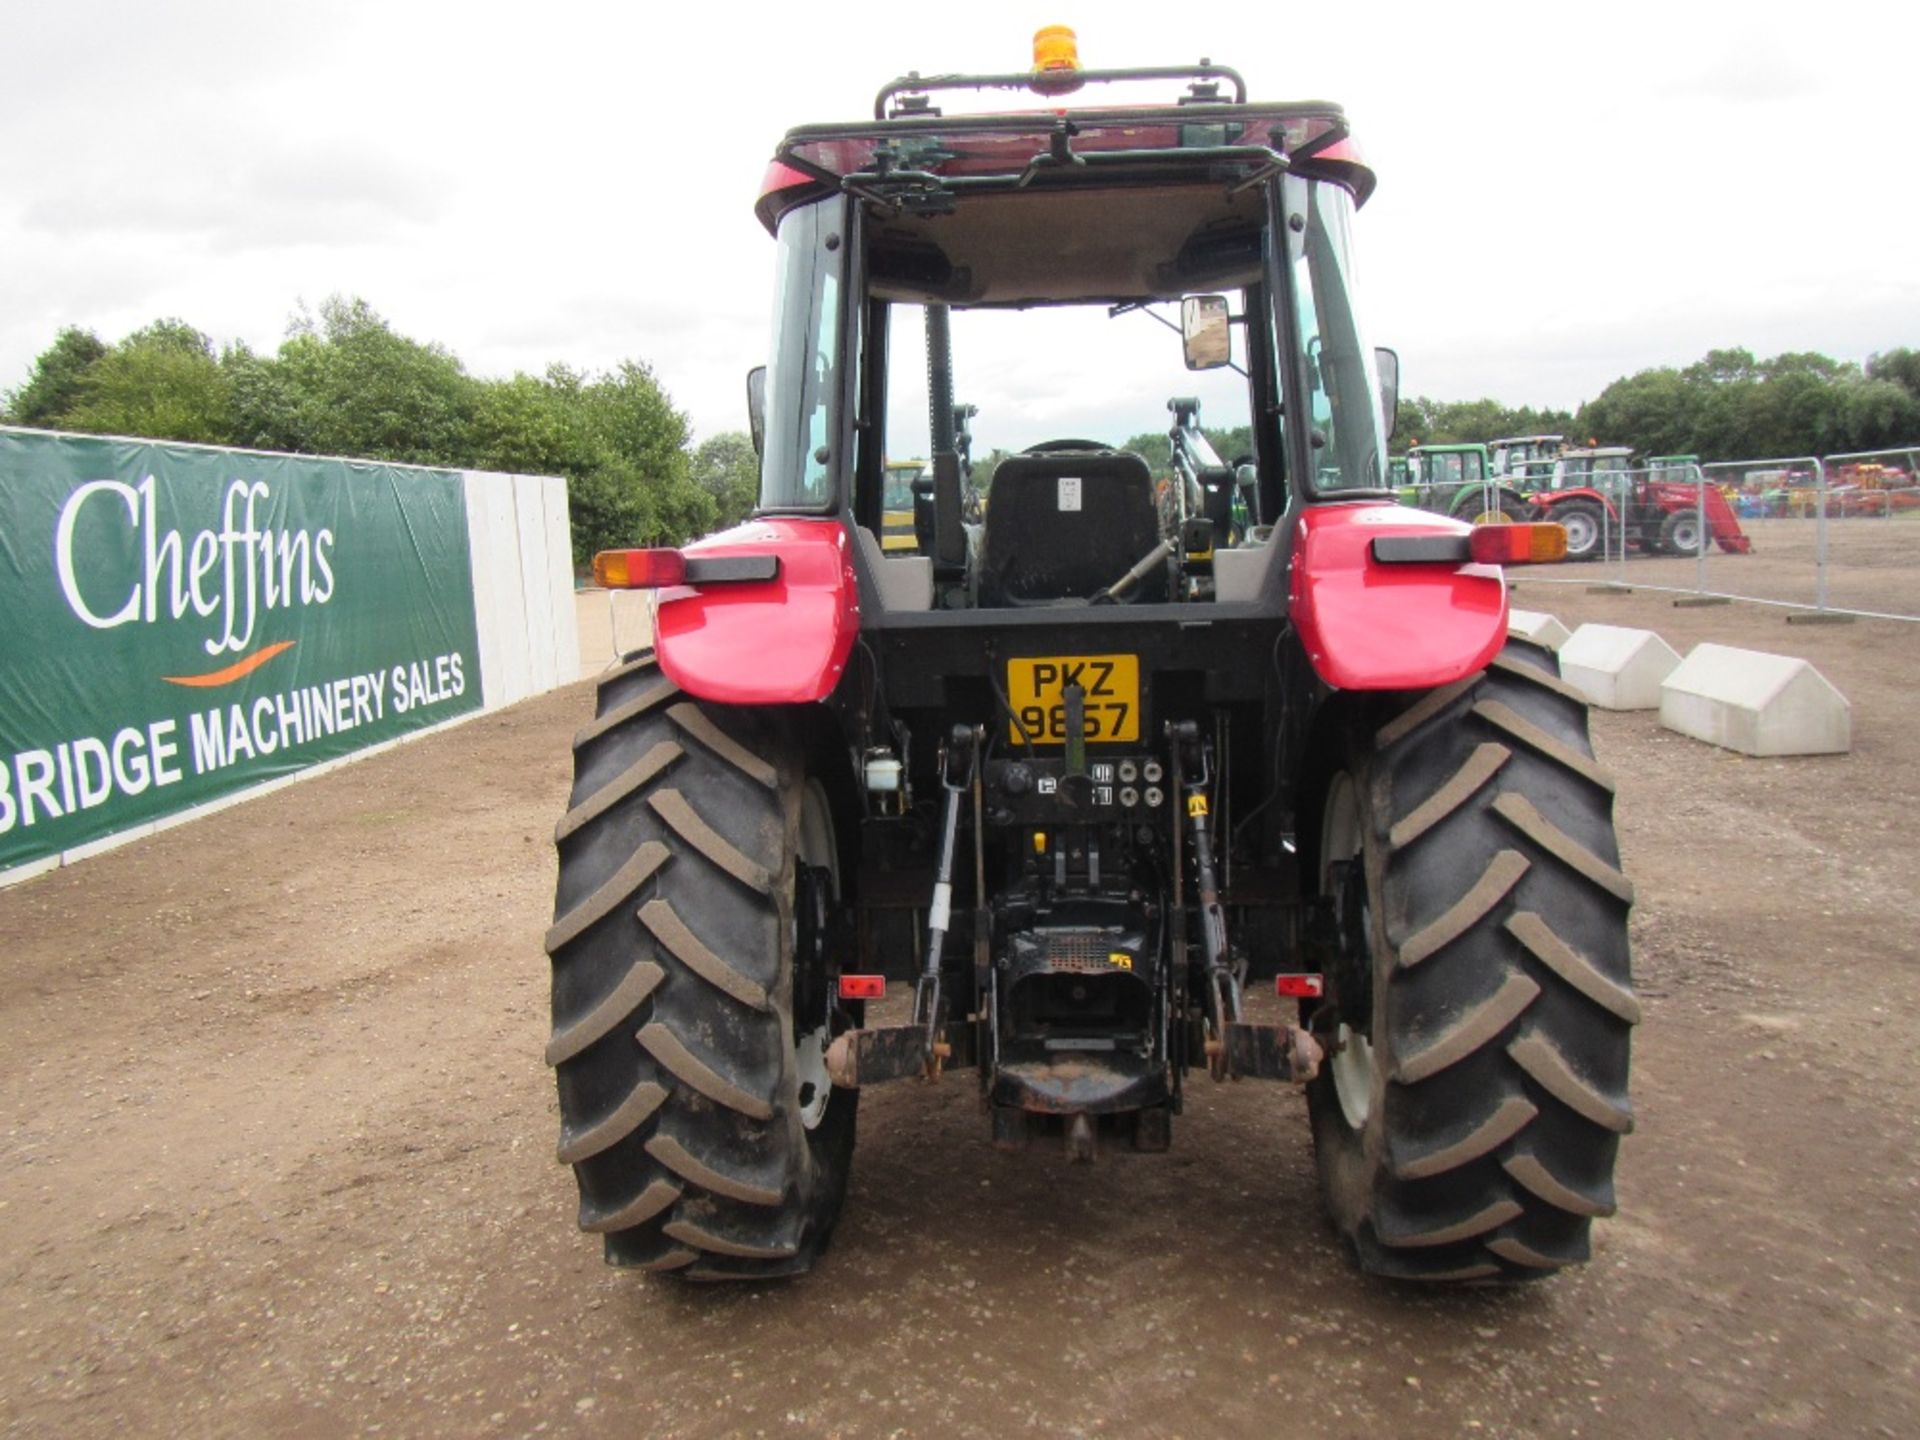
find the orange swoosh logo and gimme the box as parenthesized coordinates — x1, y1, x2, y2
(162, 640, 297, 688)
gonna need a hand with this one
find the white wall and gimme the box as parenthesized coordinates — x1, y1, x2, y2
(462, 470, 580, 710)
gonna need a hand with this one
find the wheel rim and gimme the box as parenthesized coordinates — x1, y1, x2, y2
(1321, 773, 1377, 1132)
(1674, 517, 1700, 551)
(1561, 509, 1596, 553)
(794, 781, 836, 1132)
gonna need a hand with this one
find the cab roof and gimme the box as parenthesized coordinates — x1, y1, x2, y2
(757, 96, 1373, 235)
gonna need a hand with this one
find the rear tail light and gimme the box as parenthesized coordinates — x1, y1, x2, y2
(838, 974, 886, 1000)
(1276, 974, 1325, 998)
(1469, 522, 1567, 565)
(592, 548, 686, 589)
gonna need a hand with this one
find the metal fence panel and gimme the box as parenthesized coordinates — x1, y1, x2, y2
(1518, 445, 1920, 622)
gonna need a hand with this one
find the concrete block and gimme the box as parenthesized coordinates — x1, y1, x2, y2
(1659, 644, 1851, 756)
(1507, 608, 1571, 650)
(1558, 624, 1682, 710)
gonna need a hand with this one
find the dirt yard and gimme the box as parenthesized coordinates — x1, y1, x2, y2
(1580, 513, 1920, 618)
(4, 578, 1918, 1440)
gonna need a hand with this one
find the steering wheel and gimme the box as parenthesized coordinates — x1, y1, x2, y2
(1022, 438, 1108, 454)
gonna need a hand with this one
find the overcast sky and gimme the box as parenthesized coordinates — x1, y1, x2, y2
(3, 0, 1914, 451)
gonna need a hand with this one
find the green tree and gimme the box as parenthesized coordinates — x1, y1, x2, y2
(62, 319, 232, 444)
(565, 361, 709, 560)
(1577, 369, 1702, 458)
(3, 326, 107, 427)
(1121, 424, 1255, 475)
(1393, 395, 1436, 444)
(1836, 377, 1920, 453)
(973, 446, 1013, 492)
(1685, 347, 1760, 386)
(221, 340, 307, 453)
(263, 297, 476, 465)
(1867, 349, 1920, 402)
(1391, 398, 1575, 450)
(690, 431, 760, 528)
(469, 367, 595, 479)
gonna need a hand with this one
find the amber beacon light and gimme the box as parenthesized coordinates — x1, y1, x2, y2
(1031, 24, 1084, 93)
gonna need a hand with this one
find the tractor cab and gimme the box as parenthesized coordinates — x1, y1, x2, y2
(1407, 442, 1490, 486)
(1401, 442, 1530, 523)
(752, 53, 1396, 614)
(1646, 454, 1700, 485)
(1489, 433, 1566, 488)
(1548, 445, 1636, 498)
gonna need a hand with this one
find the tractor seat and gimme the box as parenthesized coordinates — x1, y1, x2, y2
(979, 449, 1164, 606)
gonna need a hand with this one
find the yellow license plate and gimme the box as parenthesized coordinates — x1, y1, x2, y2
(1007, 655, 1140, 744)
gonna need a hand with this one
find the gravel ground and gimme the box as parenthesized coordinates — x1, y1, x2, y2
(3, 568, 1918, 1440)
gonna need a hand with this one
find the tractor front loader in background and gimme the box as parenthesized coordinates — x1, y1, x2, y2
(544, 30, 1636, 1285)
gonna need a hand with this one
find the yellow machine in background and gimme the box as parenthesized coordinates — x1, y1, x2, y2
(881, 458, 926, 551)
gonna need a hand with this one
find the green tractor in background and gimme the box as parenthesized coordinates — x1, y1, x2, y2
(1396, 441, 1532, 522)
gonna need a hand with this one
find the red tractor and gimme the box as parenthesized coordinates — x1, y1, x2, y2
(545, 32, 1636, 1285)
(1528, 448, 1751, 561)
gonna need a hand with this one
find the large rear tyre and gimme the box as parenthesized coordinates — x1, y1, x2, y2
(545, 649, 856, 1280)
(1553, 499, 1606, 561)
(1307, 639, 1638, 1282)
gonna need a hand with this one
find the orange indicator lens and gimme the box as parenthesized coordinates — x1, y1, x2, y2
(592, 548, 687, 589)
(1469, 522, 1568, 565)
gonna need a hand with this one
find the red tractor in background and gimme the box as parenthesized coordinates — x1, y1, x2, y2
(543, 32, 1635, 1287)
(1525, 447, 1751, 561)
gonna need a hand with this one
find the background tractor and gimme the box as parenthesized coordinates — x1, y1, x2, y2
(1490, 434, 1566, 486)
(1526, 447, 1751, 560)
(1399, 441, 1532, 522)
(544, 31, 1636, 1286)
(878, 458, 926, 551)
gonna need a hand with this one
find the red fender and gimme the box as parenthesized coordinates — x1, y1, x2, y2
(1289, 503, 1507, 691)
(1533, 487, 1618, 521)
(653, 518, 860, 705)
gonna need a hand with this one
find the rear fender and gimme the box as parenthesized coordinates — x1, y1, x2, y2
(1534, 487, 1618, 520)
(653, 518, 860, 705)
(1289, 503, 1506, 691)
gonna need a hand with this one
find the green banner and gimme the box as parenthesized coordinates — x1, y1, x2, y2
(0, 429, 481, 871)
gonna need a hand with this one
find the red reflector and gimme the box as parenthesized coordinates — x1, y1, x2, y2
(838, 975, 885, 1000)
(1469, 522, 1567, 565)
(1276, 974, 1325, 998)
(592, 547, 687, 589)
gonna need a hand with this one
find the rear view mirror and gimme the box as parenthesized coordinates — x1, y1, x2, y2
(1181, 295, 1231, 371)
(1374, 346, 1400, 440)
(746, 366, 767, 459)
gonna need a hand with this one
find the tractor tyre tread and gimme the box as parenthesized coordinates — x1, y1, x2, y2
(546, 647, 854, 1279)
(1310, 637, 1636, 1282)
